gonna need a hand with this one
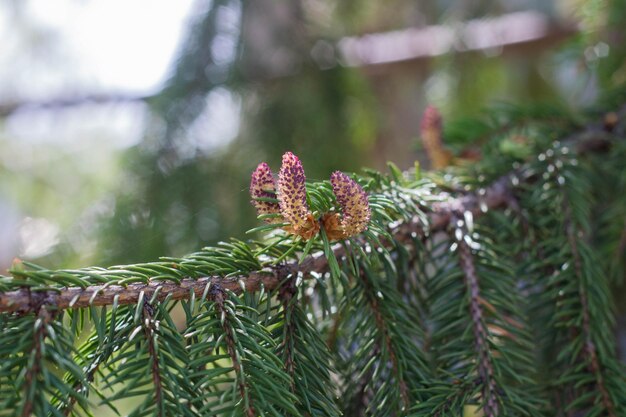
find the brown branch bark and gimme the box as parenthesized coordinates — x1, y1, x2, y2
(1, 271, 282, 314)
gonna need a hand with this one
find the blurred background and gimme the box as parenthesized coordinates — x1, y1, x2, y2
(0, 0, 624, 271)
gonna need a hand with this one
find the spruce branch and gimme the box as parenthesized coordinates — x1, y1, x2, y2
(57, 302, 135, 416)
(1, 118, 619, 315)
(339, 257, 430, 416)
(561, 173, 615, 416)
(185, 287, 301, 415)
(0, 309, 89, 417)
(0, 97, 624, 417)
(274, 273, 341, 416)
(522, 144, 626, 414)
(456, 230, 499, 417)
(358, 269, 410, 409)
(213, 286, 256, 417)
(20, 308, 51, 417)
(61, 337, 105, 417)
(142, 302, 165, 417)
(277, 275, 297, 386)
(413, 213, 544, 415)
(86, 295, 197, 416)
(0, 176, 510, 314)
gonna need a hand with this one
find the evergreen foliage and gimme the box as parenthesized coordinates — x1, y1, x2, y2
(1, 92, 626, 416)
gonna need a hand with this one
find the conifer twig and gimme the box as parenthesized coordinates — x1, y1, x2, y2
(213, 286, 256, 417)
(0, 125, 619, 314)
(0, 181, 510, 314)
(562, 196, 616, 417)
(21, 308, 52, 417)
(277, 276, 297, 387)
(457, 236, 498, 417)
(142, 302, 165, 417)
(359, 271, 410, 409)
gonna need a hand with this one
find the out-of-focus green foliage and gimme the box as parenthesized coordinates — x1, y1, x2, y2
(2, 0, 624, 268)
(91, 0, 609, 267)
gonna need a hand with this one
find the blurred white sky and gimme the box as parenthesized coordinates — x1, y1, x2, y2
(0, 0, 242, 151)
(0, 0, 195, 97)
(0, 0, 240, 265)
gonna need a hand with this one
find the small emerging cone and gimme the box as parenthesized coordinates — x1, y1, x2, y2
(10, 258, 24, 274)
(278, 152, 319, 240)
(321, 212, 345, 241)
(420, 105, 452, 169)
(327, 171, 371, 239)
(250, 162, 282, 223)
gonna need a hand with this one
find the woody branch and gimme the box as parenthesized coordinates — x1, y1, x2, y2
(0, 123, 619, 314)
